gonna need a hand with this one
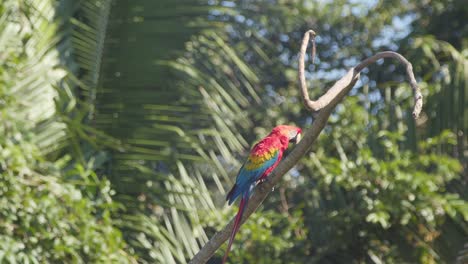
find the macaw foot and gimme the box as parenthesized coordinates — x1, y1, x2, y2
(258, 177, 269, 184)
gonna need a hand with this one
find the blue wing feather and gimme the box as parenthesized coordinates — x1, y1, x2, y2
(227, 151, 279, 204)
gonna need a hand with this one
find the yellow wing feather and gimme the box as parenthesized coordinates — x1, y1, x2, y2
(244, 148, 279, 170)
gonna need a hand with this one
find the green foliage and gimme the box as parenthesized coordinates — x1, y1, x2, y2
(0, 64, 130, 262)
(0, 0, 133, 262)
(293, 103, 465, 263)
(0, 134, 126, 262)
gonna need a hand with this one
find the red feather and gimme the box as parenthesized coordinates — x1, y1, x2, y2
(222, 191, 249, 264)
(249, 134, 289, 181)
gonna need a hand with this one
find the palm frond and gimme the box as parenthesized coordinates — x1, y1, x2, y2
(88, 1, 260, 262)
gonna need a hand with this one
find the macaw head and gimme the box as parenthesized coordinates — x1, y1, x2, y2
(271, 125, 302, 144)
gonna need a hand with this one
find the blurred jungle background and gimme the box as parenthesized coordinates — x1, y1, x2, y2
(0, 0, 466, 263)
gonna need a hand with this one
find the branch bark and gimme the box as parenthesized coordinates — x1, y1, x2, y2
(189, 29, 422, 264)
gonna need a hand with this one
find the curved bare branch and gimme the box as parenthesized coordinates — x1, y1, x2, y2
(299, 30, 422, 118)
(354, 51, 423, 118)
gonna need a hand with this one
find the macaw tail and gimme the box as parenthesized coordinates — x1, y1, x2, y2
(222, 190, 250, 264)
(226, 184, 238, 205)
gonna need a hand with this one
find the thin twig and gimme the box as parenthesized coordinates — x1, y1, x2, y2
(279, 187, 305, 238)
(279, 187, 289, 212)
(311, 32, 316, 64)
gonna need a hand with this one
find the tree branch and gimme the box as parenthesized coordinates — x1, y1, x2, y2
(299, 31, 423, 118)
(189, 29, 422, 264)
(354, 51, 423, 118)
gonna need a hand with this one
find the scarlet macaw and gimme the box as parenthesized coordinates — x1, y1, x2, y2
(222, 125, 302, 264)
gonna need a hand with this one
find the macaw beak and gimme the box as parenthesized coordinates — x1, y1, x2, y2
(295, 133, 301, 143)
(290, 132, 301, 144)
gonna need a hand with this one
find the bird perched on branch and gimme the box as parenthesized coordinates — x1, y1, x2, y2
(222, 125, 302, 264)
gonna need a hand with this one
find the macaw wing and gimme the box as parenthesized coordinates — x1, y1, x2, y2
(227, 148, 280, 203)
(237, 149, 280, 184)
